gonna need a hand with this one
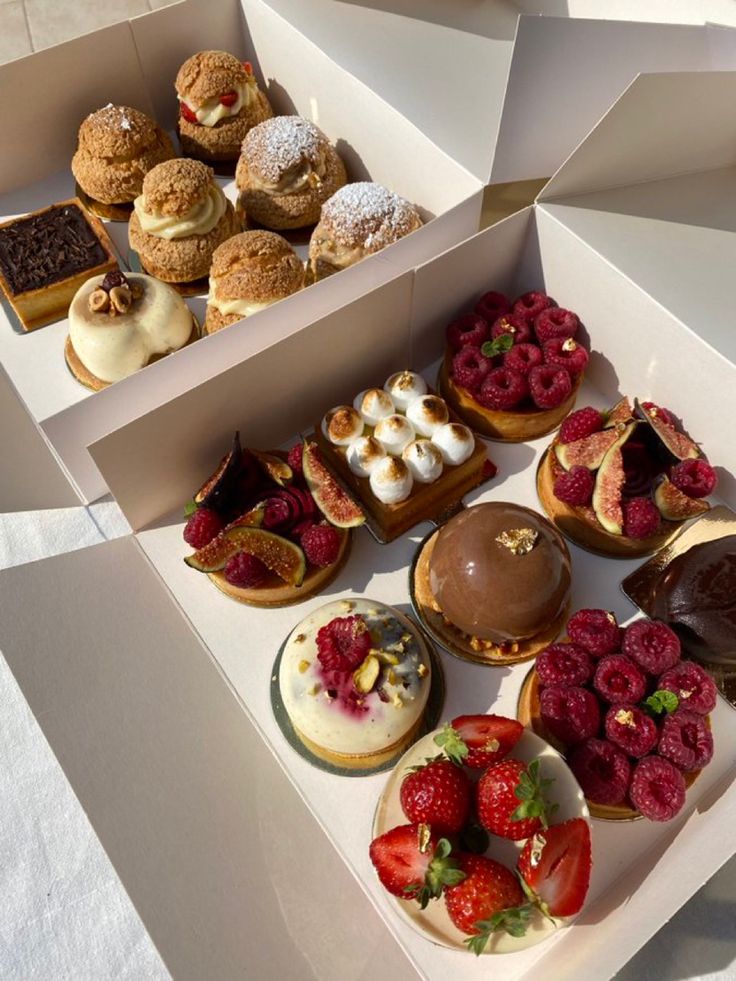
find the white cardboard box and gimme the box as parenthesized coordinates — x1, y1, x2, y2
(2, 69, 736, 980)
(0, 0, 482, 510)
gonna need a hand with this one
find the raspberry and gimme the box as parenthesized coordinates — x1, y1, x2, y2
(528, 364, 572, 410)
(569, 738, 631, 806)
(316, 615, 371, 673)
(474, 290, 510, 323)
(223, 551, 269, 588)
(292, 518, 317, 540)
(658, 662, 717, 715)
(512, 290, 554, 322)
(446, 313, 489, 351)
(477, 367, 528, 410)
(629, 756, 686, 821)
(490, 313, 532, 345)
(287, 443, 304, 477)
(594, 654, 647, 704)
(301, 524, 341, 567)
(641, 402, 676, 426)
(558, 407, 604, 444)
(658, 710, 713, 772)
(553, 465, 594, 506)
(567, 609, 622, 657)
(669, 459, 717, 499)
(622, 620, 680, 675)
(604, 705, 658, 758)
(536, 642, 594, 687)
(539, 686, 600, 745)
(534, 307, 579, 343)
(543, 337, 589, 377)
(622, 497, 661, 540)
(503, 342, 543, 376)
(183, 507, 224, 548)
(451, 345, 494, 392)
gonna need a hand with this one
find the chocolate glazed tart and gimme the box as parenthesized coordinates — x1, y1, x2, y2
(410, 502, 571, 666)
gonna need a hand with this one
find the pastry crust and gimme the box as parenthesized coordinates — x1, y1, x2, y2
(141, 158, 214, 216)
(129, 200, 240, 283)
(236, 116, 347, 229)
(71, 105, 175, 205)
(176, 50, 248, 105)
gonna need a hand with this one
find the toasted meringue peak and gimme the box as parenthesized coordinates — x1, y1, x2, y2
(353, 387, 395, 426)
(405, 394, 450, 437)
(402, 439, 444, 484)
(373, 414, 415, 455)
(432, 422, 474, 466)
(346, 435, 386, 477)
(383, 370, 427, 411)
(321, 405, 364, 446)
(369, 456, 413, 504)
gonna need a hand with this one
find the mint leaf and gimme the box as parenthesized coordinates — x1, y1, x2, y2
(481, 333, 514, 359)
(644, 690, 679, 717)
(183, 499, 197, 517)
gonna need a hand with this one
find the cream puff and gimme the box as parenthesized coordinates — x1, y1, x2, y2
(65, 268, 195, 390)
(204, 230, 304, 333)
(128, 158, 240, 283)
(235, 116, 346, 230)
(308, 182, 423, 282)
(176, 51, 273, 162)
(71, 104, 175, 207)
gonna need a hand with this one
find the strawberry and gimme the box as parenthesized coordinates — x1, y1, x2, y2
(399, 759, 472, 835)
(517, 818, 592, 918)
(476, 758, 553, 840)
(219, 90, 238, 107)
(368, 824, 464, 908)
(434, 714, 524, 769)
(444, 854, 529, 955)
(179, 102, 198, 125)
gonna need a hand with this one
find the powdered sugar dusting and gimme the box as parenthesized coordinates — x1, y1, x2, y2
(320, 182, 421, 250)
(89, 104, 136, 133)
(243, 116, 325, 183)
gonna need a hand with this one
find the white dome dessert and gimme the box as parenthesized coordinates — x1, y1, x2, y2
(432, 422, 475, 466)
(353, 388, 395, 426)
(321, 405, 364, 446)
(384, 370, 427, 411)
(374, 414, 415, 455)
(405, 394, 449, 437)
(346, 435, 386, 477)
(402, 439, 444, 484)
(369, 456, 413, 504)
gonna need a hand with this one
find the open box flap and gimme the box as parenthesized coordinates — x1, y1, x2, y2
(88, 269, 415, 531)
(0, 537, 416, 981)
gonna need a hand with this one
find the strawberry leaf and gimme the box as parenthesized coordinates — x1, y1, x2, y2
(433, 723, 469, 766)
(465, 906, 532, 955)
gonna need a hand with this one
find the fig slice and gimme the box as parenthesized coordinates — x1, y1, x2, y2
(654, 476, 710, 522)
(605, 396, 634, 428)
(185, 526, 306, 585)
(592, 445, 626, 535)
(251, 449, 293, 487)
(555, 424, 633, 472)
(194, 431, 242, 510)
(302, 441, 365, 528)
(634, 399, 699, 461)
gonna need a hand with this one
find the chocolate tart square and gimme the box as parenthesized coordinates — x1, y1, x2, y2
(0, 198, 118, 332)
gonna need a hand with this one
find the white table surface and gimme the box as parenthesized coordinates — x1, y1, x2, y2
(1, 501, 735, 980)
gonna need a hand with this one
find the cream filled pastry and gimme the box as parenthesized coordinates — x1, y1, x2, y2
(309, 182, 423, 282)
(278, 598, 432, 769)
(128, 158, 239, 283)
(176, 51, 273, 162)
(236, 115, 346, 230)
(204, 231, 304, 334)
(65, 269, 194, 389)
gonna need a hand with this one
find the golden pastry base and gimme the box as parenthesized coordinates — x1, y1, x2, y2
(134, 253, 210, 297)
(410, 526, 568, 666)
(75, 182, 134, 223)
(438, 350, 581, 442)
(64, 313, 200, 391)
(517, 666, 703, 821)
(536, 446, 684, 559)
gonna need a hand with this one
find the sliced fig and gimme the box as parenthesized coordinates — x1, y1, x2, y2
(592, 444, 626, 535)
(555, 424, 633, 471)
(302, 442, 365, 529)
(194, 432, 242, 510)
(185, 526, 306, 585)
(605, 396, 634, 428)
(252, 449, 293, 487)
(654, 477, 710, 522)
(225, 504, 265, 531)
(634, 399, 699, 461)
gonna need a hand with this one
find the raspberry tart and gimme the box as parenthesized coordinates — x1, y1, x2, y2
(537, 397, 718, 557)
(278, 599, 434, 770)
(314, 370, 495, 542)
(411, 502, 571, 665)
(182, 433, 363, 606)
(518, 607, 715, 821)
(439, 289, 587, 441)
